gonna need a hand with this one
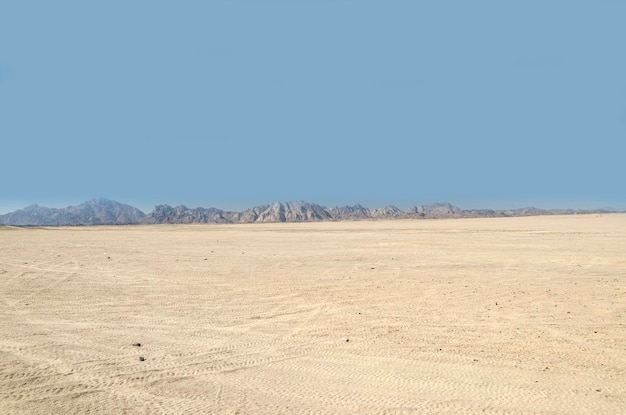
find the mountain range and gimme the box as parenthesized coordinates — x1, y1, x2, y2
(0, 198, 619, 226)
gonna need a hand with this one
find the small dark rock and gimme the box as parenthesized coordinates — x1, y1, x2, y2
(346, 339, 350, 342)
(132, 342, 142, 347)
(139, 356, 145, 361)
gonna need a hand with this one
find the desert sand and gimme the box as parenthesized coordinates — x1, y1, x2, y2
(1, 214, 624, 414)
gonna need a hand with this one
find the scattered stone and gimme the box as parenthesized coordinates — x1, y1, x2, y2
(346, 339, 350, 342)
(132, 342, 142, 347)
(138, 356, 145, 361)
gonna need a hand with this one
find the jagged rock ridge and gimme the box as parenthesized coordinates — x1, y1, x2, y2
(141, 201, 615, 224)
(0, 199, 619, 226)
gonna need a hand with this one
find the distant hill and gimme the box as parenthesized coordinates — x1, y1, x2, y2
(0, 198, 145, 226)
(0, 199, 619, 226)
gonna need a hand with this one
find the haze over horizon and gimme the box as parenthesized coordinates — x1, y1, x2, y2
(1, 1, 625, 214)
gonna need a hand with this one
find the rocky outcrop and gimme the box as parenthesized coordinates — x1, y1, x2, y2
(405, 203, 463, 218)
(231, 202, 332, 223)
(326, 204, 371, 220)
(371, 205, 406, 219)
(144, 205, 233, 224)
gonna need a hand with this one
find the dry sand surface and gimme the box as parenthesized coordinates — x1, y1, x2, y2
(1, 214, 625, 414)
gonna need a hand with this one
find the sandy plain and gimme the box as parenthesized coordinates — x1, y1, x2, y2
(0, 214, 625, 414)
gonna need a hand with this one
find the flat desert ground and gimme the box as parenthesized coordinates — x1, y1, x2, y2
(1, 214, 625, 414)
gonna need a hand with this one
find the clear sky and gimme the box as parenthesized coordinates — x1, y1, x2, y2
(1, 1, 625, 214)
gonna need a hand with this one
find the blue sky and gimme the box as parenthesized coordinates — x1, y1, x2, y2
(1, 1, 625, 214)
